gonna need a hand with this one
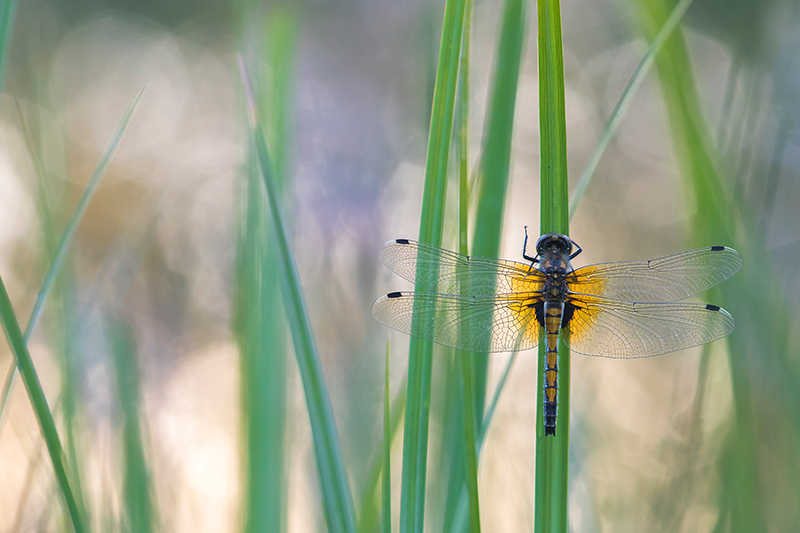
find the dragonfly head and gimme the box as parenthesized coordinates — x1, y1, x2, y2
(536, 233, 573, 258)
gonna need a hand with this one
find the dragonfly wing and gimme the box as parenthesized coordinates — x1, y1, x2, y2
(564, 295, 734, 358)
(379, 239, 543, 295)
(568, 246, 742, 302)
(372, 291, 541, 353)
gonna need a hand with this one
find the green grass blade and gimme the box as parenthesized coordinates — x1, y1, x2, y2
(535, 0, 570, 531)
(457, 3, 480, 531)
(401, 0, 467, 531)
(382, 342, 392, 533)
(470, 0, 526, 437)
(356, 371, 407, 533)
(458, 357, 481, 532)
(0, 277, 85, 532)
(439, 0, 526, 529)
(0, 87, 144, 429)
(238, 11, 296, 533)
(568, 0, 694, 219)
(239, 59, 357, 533)
(111, 317, 157, 532)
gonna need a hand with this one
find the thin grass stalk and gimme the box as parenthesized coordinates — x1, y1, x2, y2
(0, 278, 85, 532)
(534, 0, 570, 530)
(240, 60, 357, 533)
(0, 89, 144, 429)
(382, 342, 392, 533)
(568, 0, 694, 219)
(357, 372, 407, 533)
(400, 0, 467, 530)
(450, 349, 518, 530)
(458, 357, 481, 532)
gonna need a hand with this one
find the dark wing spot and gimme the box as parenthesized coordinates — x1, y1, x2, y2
(706, 304, 721, 311)
(532, 300, 577, 328)
(396, 239, 410, 245)
(387, 292, 404, 298)
(710, 246, 725, 251)
(562, 302, 577, 328)
(531, 300, 545, 327)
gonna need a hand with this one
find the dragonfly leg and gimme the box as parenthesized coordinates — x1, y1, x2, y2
(569, 240, 583, 260)
(522, 226, 539, 265)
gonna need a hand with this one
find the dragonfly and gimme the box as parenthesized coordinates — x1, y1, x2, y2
(372, 230, 742, 436)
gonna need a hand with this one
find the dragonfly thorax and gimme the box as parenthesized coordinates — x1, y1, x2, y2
(536, 233, 573, 258)
(535, 233, 574, 299)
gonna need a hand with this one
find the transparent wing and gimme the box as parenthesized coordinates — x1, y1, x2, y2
(371, 291, 541, 353)
(378, 239, 545, 295)
(567, 246, 742, 302)
(564, 294, 734, 358)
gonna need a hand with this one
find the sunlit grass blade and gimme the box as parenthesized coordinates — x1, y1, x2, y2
(535, 0, 570, 531)
(568, 0, 694, 219)
(0, 277, 85, 532)
(239, 59, 357, 533)
(0, 87, 145, 430)
(401, 0, 467, 531)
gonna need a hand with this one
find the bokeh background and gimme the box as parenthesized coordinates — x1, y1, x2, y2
(0, 0, 799, 531)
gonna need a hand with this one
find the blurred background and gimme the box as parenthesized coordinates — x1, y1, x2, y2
(0, 0, 798, 531)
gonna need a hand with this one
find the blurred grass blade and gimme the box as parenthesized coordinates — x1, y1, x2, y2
(634, 1, 763, 531)
(568, 0, 693, 219)
(0, 87, 144, 429)
(401, 0, 467, 531)
(0, 0, 18, 93)
(238, 11, 296, 533)
(382, 341, 392, 533)
(451, 350, 518, 529)
(110, 316, 157, 532)
(29, 88, 145, 337)
(0, 277, 85, 532)
(239, 59, 357, 533)
(535, 0, 570, 531)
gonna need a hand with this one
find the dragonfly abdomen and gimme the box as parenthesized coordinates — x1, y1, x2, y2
(543, 300, 564, 436)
